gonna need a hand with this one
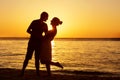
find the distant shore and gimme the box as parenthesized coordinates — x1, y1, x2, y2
(0, 37, 120, 41)
(0, 68, 120, 80)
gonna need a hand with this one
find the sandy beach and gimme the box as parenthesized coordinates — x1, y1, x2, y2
(0, 68, 119, 80)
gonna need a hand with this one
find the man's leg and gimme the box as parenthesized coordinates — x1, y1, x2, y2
(21, 45, 34, 76)
(45, 63, 51, 76)
(35, 51, 40, 76)
(21, 58, 29, 76)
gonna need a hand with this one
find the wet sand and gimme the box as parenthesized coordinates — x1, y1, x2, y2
(0, 68, 119, 80)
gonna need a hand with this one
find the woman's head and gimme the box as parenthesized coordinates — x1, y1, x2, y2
(51, 17, 62, 26)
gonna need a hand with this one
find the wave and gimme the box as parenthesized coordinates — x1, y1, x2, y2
(0, 68, 119, 76)
(0, 53, 24, 56)
(53, 70, 113, 75)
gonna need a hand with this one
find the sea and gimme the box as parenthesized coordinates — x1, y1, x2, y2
(0, 38, 120, 75)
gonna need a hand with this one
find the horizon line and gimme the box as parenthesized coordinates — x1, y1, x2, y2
(0, 37, 120, 39)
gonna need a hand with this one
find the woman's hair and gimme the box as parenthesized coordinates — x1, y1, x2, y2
(51, 17, 62, 26)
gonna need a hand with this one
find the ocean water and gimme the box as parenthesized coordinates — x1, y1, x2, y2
(0, 39, 120, 74)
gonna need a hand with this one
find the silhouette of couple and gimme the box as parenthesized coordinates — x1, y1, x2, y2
(21, 12, 63, 76)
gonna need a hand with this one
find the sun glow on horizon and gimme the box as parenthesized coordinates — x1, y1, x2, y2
(0, 0, 120, 38)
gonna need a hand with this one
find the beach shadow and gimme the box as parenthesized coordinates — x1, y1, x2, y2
(0, 68, 119, 80)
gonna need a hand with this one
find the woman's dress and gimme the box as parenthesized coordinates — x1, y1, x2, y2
(40, 29, 57, 64)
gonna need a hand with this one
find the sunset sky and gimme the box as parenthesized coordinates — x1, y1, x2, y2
(0, 0, 120, 38)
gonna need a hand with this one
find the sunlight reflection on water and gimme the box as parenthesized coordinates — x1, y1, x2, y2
(0, 39, 120, 73)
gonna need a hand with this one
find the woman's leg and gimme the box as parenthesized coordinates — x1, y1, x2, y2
(50, 62, 63, 69)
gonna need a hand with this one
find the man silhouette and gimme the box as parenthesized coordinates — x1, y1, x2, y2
(21, 12, 48, 76)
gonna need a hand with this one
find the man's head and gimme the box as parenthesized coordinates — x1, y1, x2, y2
(40, 12, 48, 21)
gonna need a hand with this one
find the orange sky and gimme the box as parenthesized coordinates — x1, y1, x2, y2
(0, 0, 120, 38)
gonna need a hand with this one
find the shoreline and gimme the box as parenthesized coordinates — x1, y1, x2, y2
(0, 68, 119, 80)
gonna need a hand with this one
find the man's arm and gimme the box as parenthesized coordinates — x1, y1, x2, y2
(27, 21, 33, 34)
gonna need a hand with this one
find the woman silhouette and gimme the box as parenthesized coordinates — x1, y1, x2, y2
(40, 17, 63, 76)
